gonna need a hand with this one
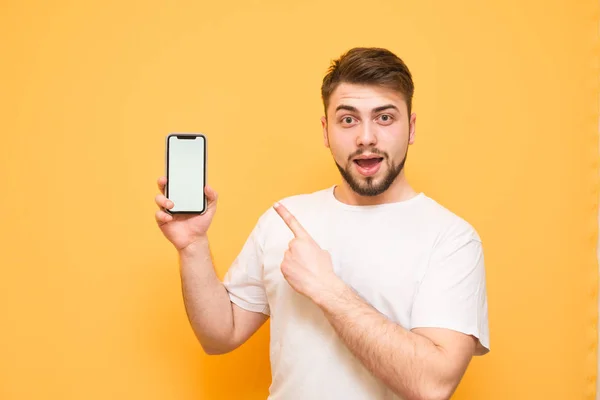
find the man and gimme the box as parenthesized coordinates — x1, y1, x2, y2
(154, 47, 490, 400)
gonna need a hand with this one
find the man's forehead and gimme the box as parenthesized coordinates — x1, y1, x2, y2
(330, 83, 405, 108)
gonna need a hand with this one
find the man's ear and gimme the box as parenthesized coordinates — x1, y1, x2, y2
(408, 113, 417, 145)
(321, 116, 329, 148)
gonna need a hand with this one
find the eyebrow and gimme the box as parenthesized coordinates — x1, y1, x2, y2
(373, 104, 399, 113)
(335, 104, 399, 114)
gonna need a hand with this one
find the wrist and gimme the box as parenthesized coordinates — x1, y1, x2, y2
(313, 276, 349, 308)
(178, 236, 209, 257)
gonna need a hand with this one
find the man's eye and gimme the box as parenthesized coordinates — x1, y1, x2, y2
(342, 116, 354, 124)
(378, 114, 393, 124)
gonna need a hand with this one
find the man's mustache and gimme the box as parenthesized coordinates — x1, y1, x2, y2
(348, 148, 388, 161)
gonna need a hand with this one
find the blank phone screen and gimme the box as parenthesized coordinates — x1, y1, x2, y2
(166, 135, 206, 213)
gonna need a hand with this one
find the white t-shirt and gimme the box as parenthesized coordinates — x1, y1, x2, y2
(223, 186, 490, 400)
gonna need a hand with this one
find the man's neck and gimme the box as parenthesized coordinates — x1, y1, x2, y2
(334, 173, 418, 206)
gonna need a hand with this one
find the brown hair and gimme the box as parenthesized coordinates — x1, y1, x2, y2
(321, 47, 414, 118)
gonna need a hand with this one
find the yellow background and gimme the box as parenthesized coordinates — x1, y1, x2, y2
(1, 0, 598, 399)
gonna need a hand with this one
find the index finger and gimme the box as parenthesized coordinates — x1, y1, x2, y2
(273, 202, 309, 239)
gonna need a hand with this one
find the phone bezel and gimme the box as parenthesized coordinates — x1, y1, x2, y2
(165, 133, 207, 215)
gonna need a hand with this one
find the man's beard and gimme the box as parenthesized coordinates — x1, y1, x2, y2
(335, 148, 408, 197)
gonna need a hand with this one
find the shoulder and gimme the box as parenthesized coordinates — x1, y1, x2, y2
(418, 195, 482, 246)
(416, 197, 486, 277)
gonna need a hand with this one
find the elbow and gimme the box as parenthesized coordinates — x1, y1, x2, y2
(398, 383, 453, 400)
(202, 346, 226, 356)
(193, 329, 239, 355)
(197, 335, 238, 356)
(415, 384, 454, 400)
(201, 342, 236, 356)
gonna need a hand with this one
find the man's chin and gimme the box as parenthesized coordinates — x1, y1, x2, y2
(347, 175, 388, 197)
(352, 183, 387, 197)
(335, 151, 408, 197)
(335, 161, 401, 197)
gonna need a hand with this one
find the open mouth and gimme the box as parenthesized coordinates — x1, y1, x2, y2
(353, 157, 384, 176)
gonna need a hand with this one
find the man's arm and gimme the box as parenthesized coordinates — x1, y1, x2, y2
(179, 237, 269, 355)
(272, 202, 481, 400)
(155, 178, 269, 355)
(314, 280, 477, 400)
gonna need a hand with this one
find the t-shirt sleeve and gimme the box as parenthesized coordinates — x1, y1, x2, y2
(222, 213, 270, 316)
(410, 227, 490, 355)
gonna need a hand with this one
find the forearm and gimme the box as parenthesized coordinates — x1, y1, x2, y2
(178, 236, 235, 354)
(315, 282, 455, 400)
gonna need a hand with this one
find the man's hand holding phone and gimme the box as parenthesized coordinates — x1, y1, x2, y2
(154, 176, 219, 252)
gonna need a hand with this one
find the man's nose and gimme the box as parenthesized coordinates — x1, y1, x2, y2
(356, 122, 377, 147)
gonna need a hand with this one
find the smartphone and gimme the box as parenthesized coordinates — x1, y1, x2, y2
(165, 133, 207, 214)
